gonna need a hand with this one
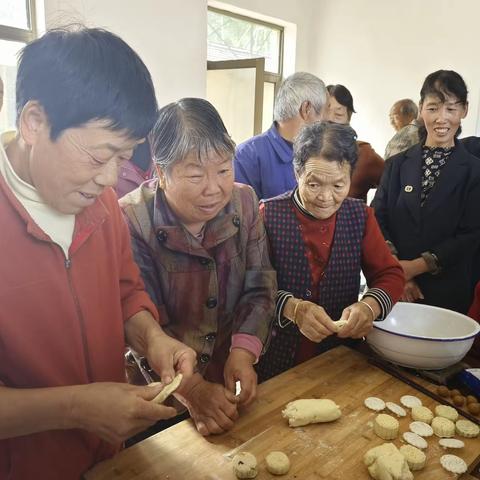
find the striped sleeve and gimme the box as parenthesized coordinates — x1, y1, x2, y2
(362, 288, 392, 320)
(276, 290, 294, 328)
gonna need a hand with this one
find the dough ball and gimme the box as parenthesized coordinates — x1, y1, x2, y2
(449, 389, 460, 397)
(364, 443, 413, 480)
(411, 406, 433, 424)
(232, 452, 257, 479)
(455, 419, 479, 438)
(432, 417, 455, 438)
(399, 445, 426, 471)
(435, 405, 458, 422)
(374, 413, 399, 440)
(265, 451, 290, 475)
(282, 399, 341, 427)
(466, 394, 478, 405)
(467, 402, 480, 415)
(436, 386, 450, 397)
(452, 395, 465, 407)
(440, 454, 467, 475)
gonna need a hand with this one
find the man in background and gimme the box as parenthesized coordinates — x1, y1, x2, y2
(234, 72, 327, 200)
(384, 98, 419, 159)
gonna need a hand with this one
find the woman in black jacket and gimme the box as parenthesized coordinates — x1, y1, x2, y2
(373, 70, 480, 314)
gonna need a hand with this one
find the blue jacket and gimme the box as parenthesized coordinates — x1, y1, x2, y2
(234, 123, 296, 200)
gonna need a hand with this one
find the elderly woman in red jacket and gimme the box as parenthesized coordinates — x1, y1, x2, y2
(257, 122, 404, 381)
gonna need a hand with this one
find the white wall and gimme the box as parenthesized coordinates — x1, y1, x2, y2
(310, 0, 480, 155)
(43, 0, 207, 108)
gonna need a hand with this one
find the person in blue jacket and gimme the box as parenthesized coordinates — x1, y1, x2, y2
(234, 72, 327, 200)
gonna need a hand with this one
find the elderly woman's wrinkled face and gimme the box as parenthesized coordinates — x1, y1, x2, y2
(159, 151, 234, 231)
(421, 94, 467, 148)
(298, 157, 351, 220)
(326, 96, 350, 125)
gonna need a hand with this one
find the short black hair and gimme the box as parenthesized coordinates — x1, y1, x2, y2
(327, 84, 356, 115)
(16, 25, 158, 140)
(293, 121, 358, 177)
(419, 70, 468, 142)
(151, 97, 235, 173)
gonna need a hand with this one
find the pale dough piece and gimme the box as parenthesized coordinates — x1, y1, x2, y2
(439, 438, 465, 449)
(364, 397, 386, 412)
(455, 419, 480, 438)
(399, 445, 426, 471)
(435, 405, 458, 422)
(265, 451, 290, 475)
(386, 402, 407, 417)
(151, 373, 183, 404)
(282, 399, 341, 427)
(409, 421, 433, 437)
(364, 443, 413, 480)
(440, 454, 467, 475)
(333, 319, 348, 332)
(431, 416, 455, 438)
(232, 452, 257, 479)
(400, 395, 422, 409)
(402, 432, 428, 450)
(411, 406, 433, 424)
(374, 413, 399, 440)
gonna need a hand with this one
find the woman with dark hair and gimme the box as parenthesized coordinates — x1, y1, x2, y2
(121, 98, 276, 435)
(373, 70, 480, 314)
(326, 84, 385, 202)
(256, 122, 404, 381)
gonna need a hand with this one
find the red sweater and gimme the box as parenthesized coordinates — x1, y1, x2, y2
(0, 174, 158, 480)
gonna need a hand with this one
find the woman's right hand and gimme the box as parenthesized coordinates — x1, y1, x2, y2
(175, 378, 239, 436)
(293, 300, 337, 342)
(401, 280, 424, 303)
(70, 382, 178, 444)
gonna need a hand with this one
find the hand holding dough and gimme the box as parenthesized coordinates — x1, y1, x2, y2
(282, 399, 341, 427)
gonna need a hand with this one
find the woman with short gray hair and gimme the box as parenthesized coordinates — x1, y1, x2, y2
(256, 121, 404, 381)
(121, 98, 276, 435)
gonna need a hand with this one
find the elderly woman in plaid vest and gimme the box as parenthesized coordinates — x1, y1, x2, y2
(257, 122, 404, 381)
(121, 98, 276, 436)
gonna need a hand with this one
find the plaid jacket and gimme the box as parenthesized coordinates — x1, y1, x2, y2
(120, 181, 276, 382)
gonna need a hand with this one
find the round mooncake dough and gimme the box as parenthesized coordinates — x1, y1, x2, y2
(364, 397, 386, 412)
(435, 405, 458, 422)
(432, 417, 455, 438)
(439, 438, 465, 449)
(402, 431, 428, 450)
(440, 454, 467, 475)
(455, 419, 480, 438)
(232, 452, 258, 479)
(411, 406, 433, 424)
(409, 421, 433, 437)
(386, 402, 407, 417)
(399, 444, 426, 471)
(265, 451, 290, 475)
(400, 395, 422, 409)
(374, 414, 399, 440)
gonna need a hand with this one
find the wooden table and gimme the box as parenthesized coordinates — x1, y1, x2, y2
(86, 347, 480, 479)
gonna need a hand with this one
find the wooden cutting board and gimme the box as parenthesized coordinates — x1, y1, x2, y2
(86, 347, 480, 479)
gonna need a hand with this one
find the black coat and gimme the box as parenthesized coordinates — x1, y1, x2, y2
(373, 142, 480, 314)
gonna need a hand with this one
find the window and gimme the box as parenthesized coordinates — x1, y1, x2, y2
(207, 7, 284, 139)
(0, 1, 36, 136)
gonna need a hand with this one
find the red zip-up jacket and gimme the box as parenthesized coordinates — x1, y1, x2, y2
(0, 173, 158, 480)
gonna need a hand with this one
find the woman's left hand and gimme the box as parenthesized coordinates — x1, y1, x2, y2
(337, 300, 378, 339)
(399, 258, 429, 281)
(224, 348, 257, 407)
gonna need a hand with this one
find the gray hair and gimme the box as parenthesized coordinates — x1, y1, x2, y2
(395, 99, 418, 119)
(150, 97, 235, 173)
(293, 122, 358, 177)
(273, 72, 327, 122)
